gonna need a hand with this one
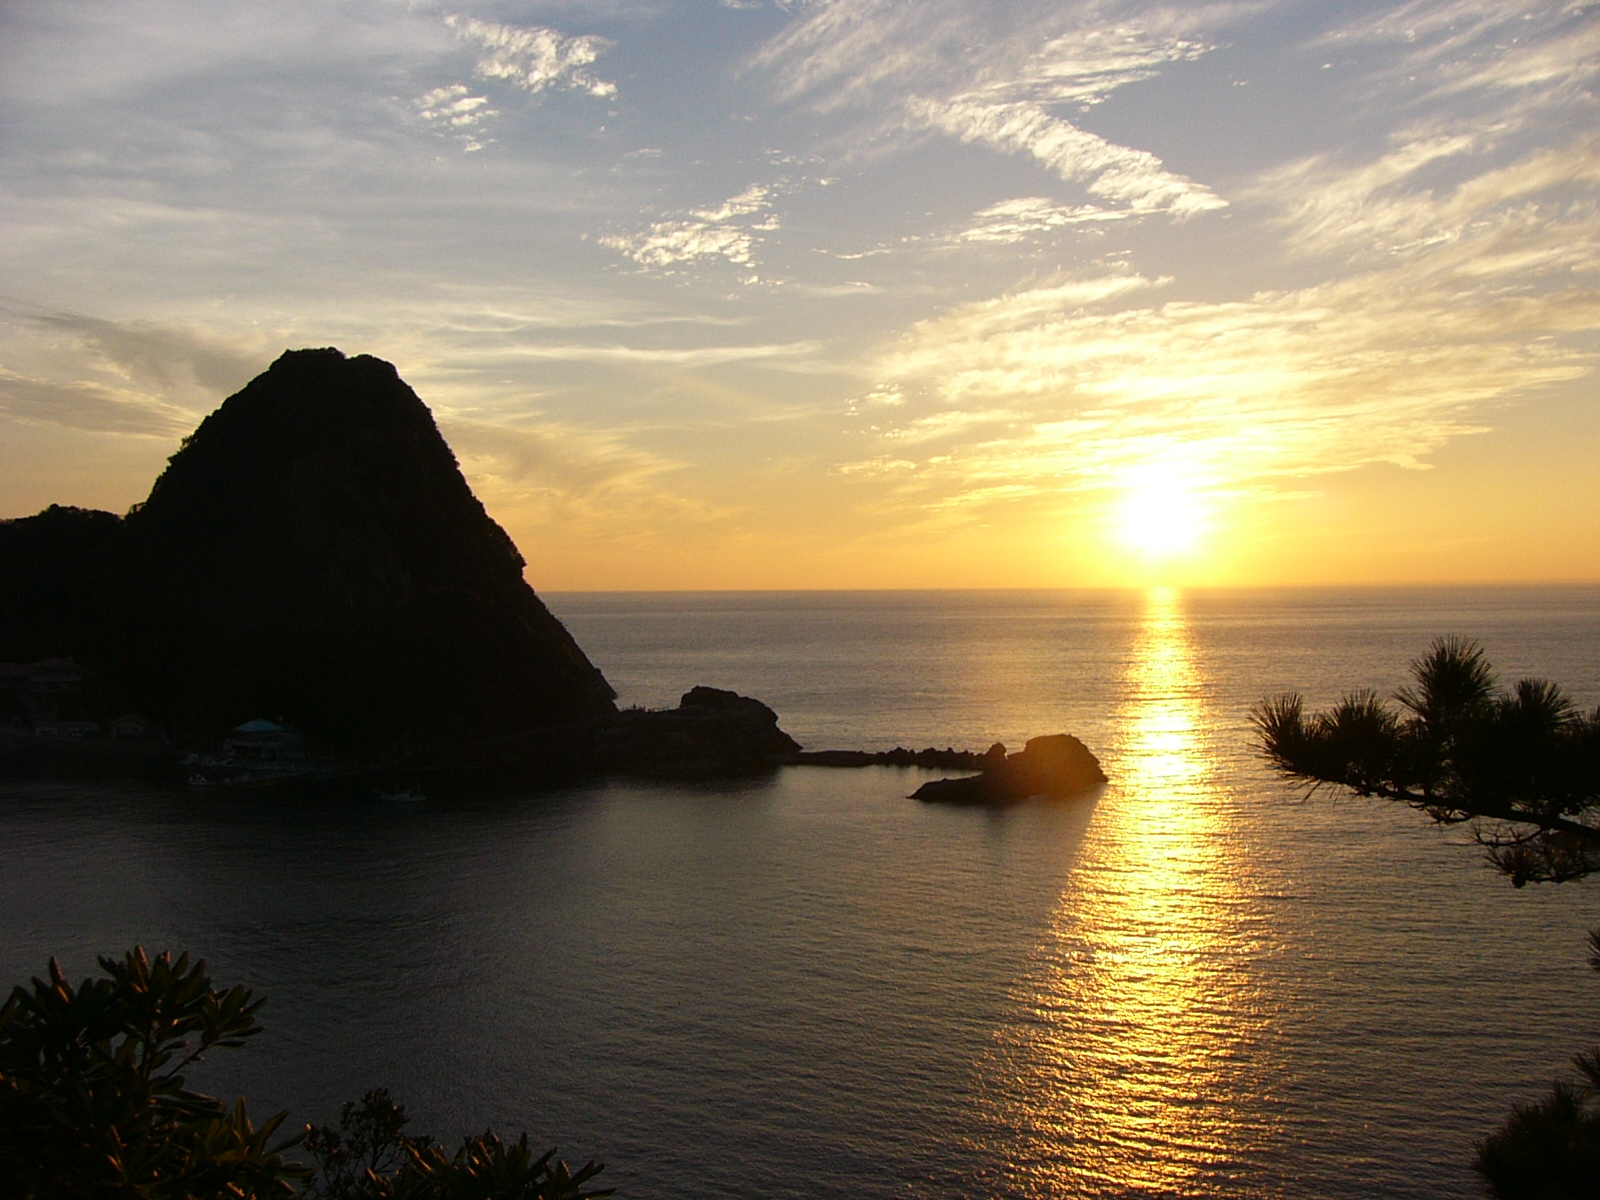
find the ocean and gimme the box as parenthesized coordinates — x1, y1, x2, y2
(3, 586, 1599, 1197)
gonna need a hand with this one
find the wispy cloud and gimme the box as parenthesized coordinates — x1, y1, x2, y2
(443, 418, 735, 540)
(850, 193, 1600, 522)
(444, 418, 674, 500)
(469, 337, 821, 367)
(1005, 24, 1217, 107)
(0, 307, 269, 437)
(1260, 134, 1600, 262)
(602, 185, 778, 271)
(0, 371, 193, 437)
(1251, 0, 1600, 268)
(446, 15, 617, 98)
(752, 1, 1230, 217)
(911, 96, 1225, 216)
(957, 197, 1126, 243)
(1321, 0, 1600, 104)
(414, 85, 498, 151)
(15, 309, 265, 398)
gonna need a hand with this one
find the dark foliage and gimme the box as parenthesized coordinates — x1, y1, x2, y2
(0, 950, 612, 1200)
(0, 947, 304, 1199)
(0, 349, 615, 752)
(304, 1089, 434, 1196)
(1256, 641, 1600, 1192)
(303, 1090, 611, 1200)
(1474, 933, 1600, 1198)
(1254, 636, 1600, 884)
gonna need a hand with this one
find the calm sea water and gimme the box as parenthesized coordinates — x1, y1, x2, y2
(4, 587, 1600, 1197)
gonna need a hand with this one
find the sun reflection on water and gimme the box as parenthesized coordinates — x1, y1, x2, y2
(972, 588, 1276, 1197)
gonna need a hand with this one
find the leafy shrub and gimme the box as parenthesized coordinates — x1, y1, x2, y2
(0, 948, 303, 1198)
(303, 1089, 611, 1200)
(0, 949, 611, 1200)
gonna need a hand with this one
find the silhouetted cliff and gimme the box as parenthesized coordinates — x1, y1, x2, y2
(0, 349, 615, 751)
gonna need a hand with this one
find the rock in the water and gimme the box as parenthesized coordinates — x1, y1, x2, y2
(595, 687, 801, 777)
(0, 348, 616, 752)
(911, 734, 1106, 804)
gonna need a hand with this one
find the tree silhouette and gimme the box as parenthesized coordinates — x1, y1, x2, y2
(1255, 639, 1600, 1196)
(0, 948, 304, 1198)
(1254, 636, 1600, 885)
(0, 949, 611, 1200)
(1474, 930, 1600, 1197)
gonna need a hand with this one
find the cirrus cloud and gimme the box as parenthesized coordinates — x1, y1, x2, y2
(851, 198, 1599, 523)
(602, 185, 778, 271)
(446, 14, 617, 98)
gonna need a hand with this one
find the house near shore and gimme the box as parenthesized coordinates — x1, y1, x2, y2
(109, 714, 150, 740)
(225, 719, 305, 762)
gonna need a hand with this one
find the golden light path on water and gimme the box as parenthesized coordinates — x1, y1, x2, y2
(972, 588, 1279, 1197)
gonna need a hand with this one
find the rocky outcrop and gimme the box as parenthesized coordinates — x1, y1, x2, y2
(594, 687, 801, 778)
(911, 734, 1106, 804)
(0, 349, 616, 752)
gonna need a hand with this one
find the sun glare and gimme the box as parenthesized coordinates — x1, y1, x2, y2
(1114, 467, 1207, 558)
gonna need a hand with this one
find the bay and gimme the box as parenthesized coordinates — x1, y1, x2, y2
(3, 586, 1599, 1197)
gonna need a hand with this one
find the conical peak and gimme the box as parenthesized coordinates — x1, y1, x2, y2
(93, 348, 616, 743)
(261, 347, 404, 397)
(132, 347, 464, 535)
(192, 347, 430, 446)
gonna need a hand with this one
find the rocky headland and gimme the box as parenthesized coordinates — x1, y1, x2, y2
(0, 348, 1105, 799)
(0, 348, 614, 758)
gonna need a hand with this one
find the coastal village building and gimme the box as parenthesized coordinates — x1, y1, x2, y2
(108, 714, 150, 740)
(224, 719, 305, 762)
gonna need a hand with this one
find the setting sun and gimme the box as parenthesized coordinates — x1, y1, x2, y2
(1114, 467, 1207, 559)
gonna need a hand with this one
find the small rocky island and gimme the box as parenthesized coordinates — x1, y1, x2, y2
(908, 735, 1106, 804)
(0, 348, 1105, 801)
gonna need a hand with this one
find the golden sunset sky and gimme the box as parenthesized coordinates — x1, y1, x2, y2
(2, 0, 1597, 588)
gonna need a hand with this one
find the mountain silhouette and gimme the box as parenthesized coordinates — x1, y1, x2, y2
(0, 349, 615, 751)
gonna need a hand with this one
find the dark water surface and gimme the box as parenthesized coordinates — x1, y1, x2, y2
(4, 587, 1600, 1197)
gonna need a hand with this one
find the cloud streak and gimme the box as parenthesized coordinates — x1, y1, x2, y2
(602, 185, 778, 271)
(1321, 0, 1600, 104)
(468, 337, 821, 367)
(443, 418, 735, 540)
(911, 96, 1225, 216)
(12, 309, 266, 397)
(446, 15, 618, 98)
(753, 1, 1231, 217)
(0, 307, 269, 437)
(414, 85, 498, 151)
(0, 371, 193, 437)
(1261, 134, 1600, 262)
(852, 191, 1600, 522)
(957, 197, 1126, 243)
